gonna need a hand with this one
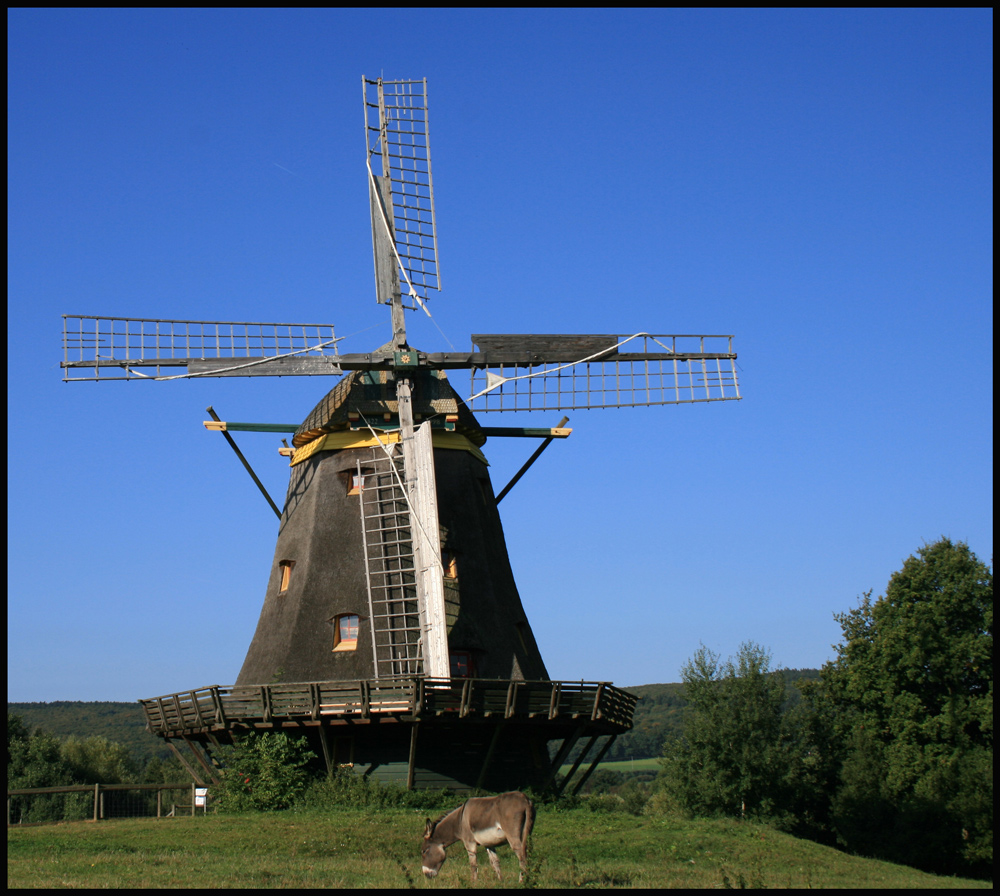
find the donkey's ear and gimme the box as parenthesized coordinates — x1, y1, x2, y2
(423, 818, 433, 836)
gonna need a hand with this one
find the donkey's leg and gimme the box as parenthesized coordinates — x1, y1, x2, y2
(507, 813, 530, 882)
(510, 840, 528, 882)
(465, 844, 479, 882)
(487, 847, 502, 880)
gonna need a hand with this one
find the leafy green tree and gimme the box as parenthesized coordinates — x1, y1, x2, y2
(215, 732, 316, 812)
(61, 735, 138, 784)
(7, 713, 83, 822)
(660, 642, 788, 820)
(7, 713, 74, 790)
(821, 538, 992, 875)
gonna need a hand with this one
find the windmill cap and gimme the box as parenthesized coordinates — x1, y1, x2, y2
(293, 367, 485, 449)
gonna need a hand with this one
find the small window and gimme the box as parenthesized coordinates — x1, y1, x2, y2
(278, 560, 295, 593)
(450, 651, 475, 679)
(347, 470, 371, 496)
(442, 550, 458, 580)
(333, 614, 360, 652)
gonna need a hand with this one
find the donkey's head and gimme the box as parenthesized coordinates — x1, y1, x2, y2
(421, 817, 448, 879)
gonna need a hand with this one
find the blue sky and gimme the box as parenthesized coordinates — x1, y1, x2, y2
(8, 9, 992, 702)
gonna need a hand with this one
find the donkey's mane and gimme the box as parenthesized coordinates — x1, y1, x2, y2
(430, 804, 463, 830)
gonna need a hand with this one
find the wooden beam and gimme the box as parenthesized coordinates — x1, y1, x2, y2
(571, 734, 619, 796)
(406, 723, 419, 791)
(205, 407, 282, 519)
(556, 734, 600, 797)
(317, 724, 334, 779)
(182, 735, 221, 787)
(480, 427, 571, 438)
(496, 417, 570, 504)
(542, 724, 585, 791)
(475, 723, 506, 791)
(165, 738, 206, 787)
(204, 421, 300, 433)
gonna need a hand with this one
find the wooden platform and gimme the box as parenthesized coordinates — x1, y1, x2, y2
(140, 678, 635, 794)
(140, 677, 636, 738)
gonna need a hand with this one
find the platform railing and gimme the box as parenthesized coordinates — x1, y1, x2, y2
(140, 678, 636, 736)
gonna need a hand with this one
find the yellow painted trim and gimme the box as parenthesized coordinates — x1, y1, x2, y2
(290, 429, 489, 467)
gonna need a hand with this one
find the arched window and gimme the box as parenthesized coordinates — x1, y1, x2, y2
(333, 614, 360, 652)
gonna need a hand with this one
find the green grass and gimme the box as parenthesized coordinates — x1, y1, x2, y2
(561, 757, 661, 776)
(7, 807, 989, 888)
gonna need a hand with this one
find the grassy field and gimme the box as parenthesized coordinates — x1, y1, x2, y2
(7, 807, 989, 889)
(561, 758, 661, 777)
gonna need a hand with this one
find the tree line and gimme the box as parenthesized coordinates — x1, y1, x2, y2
(7, 714, 187, 791)
(658, 538, 991, 878)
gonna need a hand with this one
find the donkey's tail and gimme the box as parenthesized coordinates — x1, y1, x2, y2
(522, 799, 536, 844)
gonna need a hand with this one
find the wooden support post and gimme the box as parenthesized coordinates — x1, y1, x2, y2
(591, 683, 605, 720)
(165, 738, 206, 787)
(557, 734, 600, 797)
(407, 722, 419, 791)
(210, 686, 228, 728)
(189, 690, 206, 728)
(182, 735, 220, 786)
(93, 782, 100, 822)
(317, 724, 334, 779)
(542, 723, 585, 791)
(571, 734, 618, 796)
(548, 681, 562, 719)
(505, 680, 519, 718)
(475, 723, 505, 791)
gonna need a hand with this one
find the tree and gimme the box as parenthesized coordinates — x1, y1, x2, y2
(821, 538, 992, 875)
(7, 713, 74, 790)
(215, 732, 317, 812)
(61, 735, 138, 784)
(660, 642, 788, 820)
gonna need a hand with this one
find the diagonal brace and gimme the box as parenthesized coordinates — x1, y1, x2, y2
(205, 406, 282, 519)
(496, 417, 570, 504)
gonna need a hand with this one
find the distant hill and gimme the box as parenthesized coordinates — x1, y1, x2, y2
(7, 701, 170, 767)
(9, 670, 822, 768)
(601, 668, 821, 763)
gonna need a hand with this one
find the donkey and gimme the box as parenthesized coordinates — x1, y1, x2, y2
(421, 791, 535, 882)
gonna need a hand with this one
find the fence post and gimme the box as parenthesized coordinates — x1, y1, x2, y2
(190, 782, 196, 817)
(93, 783, 100, 822)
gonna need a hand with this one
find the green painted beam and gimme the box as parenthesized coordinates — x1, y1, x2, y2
(206, 422, 571, 438)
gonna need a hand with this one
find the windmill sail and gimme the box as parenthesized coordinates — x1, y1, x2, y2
(363, 77, 441, 312)
(465, 333, 740, 411)
(61, 315, 340, 381)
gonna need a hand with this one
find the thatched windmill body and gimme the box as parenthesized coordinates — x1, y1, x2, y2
(61, 77, 741, 792)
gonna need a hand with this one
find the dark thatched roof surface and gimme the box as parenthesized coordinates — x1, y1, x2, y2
(293, 366, 485, 448)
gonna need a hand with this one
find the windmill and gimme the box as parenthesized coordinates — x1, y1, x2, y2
(61, 77, 740, 793)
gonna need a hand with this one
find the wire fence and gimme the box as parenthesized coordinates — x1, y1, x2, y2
(7, 783, 207, 825)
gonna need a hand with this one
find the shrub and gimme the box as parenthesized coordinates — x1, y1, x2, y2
(297, 769, 453, 812)
(215, 732, 316, 812)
